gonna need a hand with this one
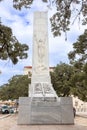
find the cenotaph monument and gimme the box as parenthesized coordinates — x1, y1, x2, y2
(18, 11, 74, 125)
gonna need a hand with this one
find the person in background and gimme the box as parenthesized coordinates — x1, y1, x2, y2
(73, 107, 76, 118)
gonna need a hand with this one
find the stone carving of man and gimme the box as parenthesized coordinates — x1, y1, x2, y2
(34, 35, 47, 73)
(37, 39, 45, 64)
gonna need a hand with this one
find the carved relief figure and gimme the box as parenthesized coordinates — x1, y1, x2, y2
(38, 39, 45, 65)
(33, 35, 48, 73)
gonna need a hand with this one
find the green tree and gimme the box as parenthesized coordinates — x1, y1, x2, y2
(12, 0, 87, 37)
(0, 24, 29, 64)
(0, 75, 30, 100)
(68, 30, 87, 101)
(70, 69, 87, 101)
(68, 29, 87, 69)
(50, 63, 74, 97)
(51, 63, 87, 101)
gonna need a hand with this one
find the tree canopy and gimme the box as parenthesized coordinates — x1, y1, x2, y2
(70, 67, 87, 101)
(68, 30, 87, 101)
(50, 63, 74, 97)
(0, 64, 87, 101)
(0, 75, 30, 100)
(0, 24, 29, 64)
(68, 29, 87, 69)
(50, 63, 87, 101)
(12, 0, 87, 37)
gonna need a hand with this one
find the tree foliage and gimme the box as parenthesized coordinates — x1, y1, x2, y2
(0, 75, 30, 100)
(0, 65, 87, 101)
(68, 29, 87, 69)
(50, 0, 87, 37)
(70, 68, 87, 101)
(13, 0, 33, 9)
(51, 63, 87, 101)
(12, 0, 87, 37)
(0, 24, 29, 64)
(50, 63, 74, 97)
(68, 29, 87, 101)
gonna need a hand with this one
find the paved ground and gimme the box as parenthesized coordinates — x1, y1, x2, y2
(0, 114, 87, 130)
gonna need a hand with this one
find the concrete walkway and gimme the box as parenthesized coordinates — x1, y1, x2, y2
(1, 113, 87, 130)
(10, 124, 87, 130)
(0, 114, 11, 119)
(76, 112, 87, 118)
(10, 114, 87, 130)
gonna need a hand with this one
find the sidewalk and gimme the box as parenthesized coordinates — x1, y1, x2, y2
(10, 114, 87, 130)
(76, 112, 87, 118)
(10, 124, 87, 130)
(0, 113, 87, 130)
(0, 114, 11, 119)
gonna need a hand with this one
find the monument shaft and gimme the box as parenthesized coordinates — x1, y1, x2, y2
(32, 12, 50, 83)
(29, 12, 58, 99)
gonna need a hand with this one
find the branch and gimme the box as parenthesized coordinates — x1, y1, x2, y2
(72, 5, 83, 25)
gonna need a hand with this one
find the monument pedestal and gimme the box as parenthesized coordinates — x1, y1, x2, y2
(18, 97, 74, 125)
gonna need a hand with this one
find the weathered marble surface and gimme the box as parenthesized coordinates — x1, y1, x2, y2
(29, 11, 58, 99)
(32, 12, 49, 81)
(18, 97, 74, 125)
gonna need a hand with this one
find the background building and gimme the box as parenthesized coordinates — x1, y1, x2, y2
(24, 66, 54, 78)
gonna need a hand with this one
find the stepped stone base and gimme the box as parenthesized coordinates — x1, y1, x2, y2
(18, 97, 74, 125)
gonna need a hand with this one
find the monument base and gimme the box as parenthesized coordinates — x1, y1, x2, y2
(18, 97, 74, 125)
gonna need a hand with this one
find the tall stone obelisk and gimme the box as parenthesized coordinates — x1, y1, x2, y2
(29, 11, 58, 100)
(18, 11, 74, 125)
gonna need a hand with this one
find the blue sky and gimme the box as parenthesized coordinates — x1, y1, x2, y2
(0, 0, 87, 86)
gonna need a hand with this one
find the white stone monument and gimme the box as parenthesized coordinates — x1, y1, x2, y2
(18, 11, 74, 125)
(29, 12, 58, 101)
